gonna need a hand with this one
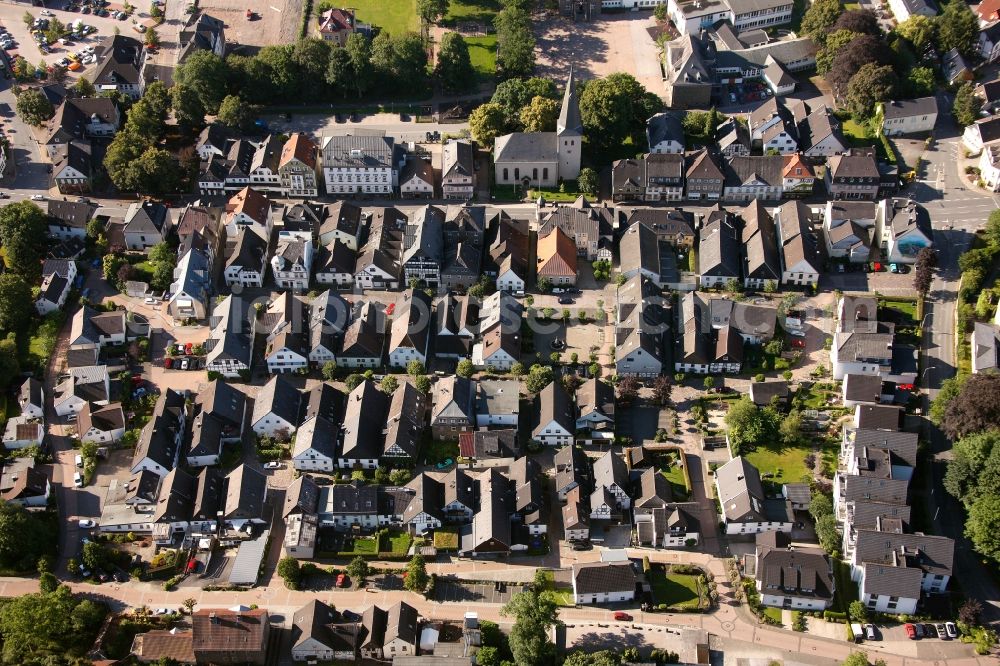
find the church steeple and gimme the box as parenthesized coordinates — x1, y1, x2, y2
(557, 65, 583, 137)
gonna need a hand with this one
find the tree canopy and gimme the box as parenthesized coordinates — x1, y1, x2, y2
(845, 63, 897, 119)
(0, 201, 47, 281)
(936, 0, 979, 57)
(469, 103, 509, 147)
(436, 32, 476, 93)
(500, 587, 557, 666)
(578, 73, 661, 151)
(934, 372, 1000, 440)
(724, 397, 781, 456)
(0, 586, 107, 664)
(800, 0, 841, 42)
(519, 95, 560, 132)
(15, 89, 54, 126)
(953, 82, 983, 127)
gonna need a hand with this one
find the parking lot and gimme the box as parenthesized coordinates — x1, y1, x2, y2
(434, 579, 525, 604)
(723, 80, 773, 106)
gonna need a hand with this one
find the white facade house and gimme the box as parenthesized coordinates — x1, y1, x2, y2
(400, 160, 435, 198)
(963, 114, 1000, 155)
(271, 231, 314, 291)
(225, 228, 268, 288)
(292, 417, 337, 472)
(880, 98, 938, 136)
(887, 0, 937, 22)
(321, 135, 399, 195)
(571, 562, 637, 605)
(980, 145, 1000, 191)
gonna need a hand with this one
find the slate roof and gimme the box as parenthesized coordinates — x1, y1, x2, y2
(442, 140, 475, 180)
(319, 201, 363, 239)
(252, 375, 301, 428)
(847, 428, 918, 467)
(828, 149, 880, 179)
(740, 201, 781, 281)
(152, 467, 196, 523)
(716, 456, 768, 523)
(724, 155, 785, 187)
(533, 380, 574, 437)
(755, 535, 833, 600)
(576, 378, 614, 420)
(843, 373, 885, 404)
(557, 66, 583, 135)
(389, 289, 432, 356)
(132, 389, 185, 471)
(494, 132, 558, 162)
(572, 562, 636, 594)
(635, 467, 673, 508)
(283, 474, 320, 518)
(748, 381, 790, 406)
(92, 34, 144, 86)
(292, 600, 355, 654)
(341, 301, 385, 361)
(224, 464, 268, 520)
(592, 450, 628, 492)
(855, 404, 902, 431)
(646, 112, 684, 151)
(322, 135, 396, 168)
(882, 97, 937, 121)
(341, 381, 389, 460)
(294, 416, 339, 461)
(854, 529, 954, 577)
(699, 211, 740, 278)
(383, 382, 426, 459)
(196, 380, 246, 430)
(400, 158, 434, 188)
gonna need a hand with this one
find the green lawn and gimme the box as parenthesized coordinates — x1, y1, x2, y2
(763, 606, 784, 624)
(660, 467, 689, 501)
(443, 0, 500, 25)
(537, 570, 575, 606)
(342, 536, 378, 555)
(832, 559, 859, 613)
(746, 443, 813, 486)
(422, 439, 458, 465)
(384, 531, 412, 555)
(527, 181, 584, 202)
(352, 0, 419, 34)
(465, 34, 497, 81)
(433, 528, 459, 550)
(648, 569, 702, 609)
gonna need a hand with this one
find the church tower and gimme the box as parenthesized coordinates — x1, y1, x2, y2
(556, 66, 583, 181)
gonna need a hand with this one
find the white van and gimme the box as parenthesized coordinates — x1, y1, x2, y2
(75, 454, 83, 468)
(73, 472, 83, 487)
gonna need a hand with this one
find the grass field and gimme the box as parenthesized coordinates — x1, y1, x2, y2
(384, 531, 413, 555)
(660, 466, 690, 501)
(352, 0, 419, 34)
(746, 443, 813, 486)
(537, 570, 575, 606)
(763, 606, 784, 624)
(465, 34, 497, 80)
(443, 0, 500, 25)
(648, 569, 702, 609)
(433, 528, 459, 550)
(342, 536, 378, 555)
(832, 558, 859, 612)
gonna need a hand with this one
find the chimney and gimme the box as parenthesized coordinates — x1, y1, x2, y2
(210, 612, 218, 624)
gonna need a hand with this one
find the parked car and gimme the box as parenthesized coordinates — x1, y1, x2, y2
(78, 519, 96, 528)
(791, 339, 805, 348)
(613, 612, 632, 621)
(922, 623, 936, 638)
(435, 458, 454, 470)
(263, 461, 283, 470)
(864, 624, 876, 640)
(179, 358, 189, 370)
(309, 475, 333, 486)
(571, 541, 592, 551)
(153, 608, 170, 616)
(342, 609, 360, 622)
(336, 573, 347, 587)
(945, 622, 958, 639)
(904, 623, 917, 640)
(557, 296, 574, 304)
(935, 624, 947, 639)
(73, 472, 83, 487)
(913, 623, 924, 638)
(30, 194, 46, 201)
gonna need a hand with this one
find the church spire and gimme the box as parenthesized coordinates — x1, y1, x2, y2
(557, 65, 583, 137)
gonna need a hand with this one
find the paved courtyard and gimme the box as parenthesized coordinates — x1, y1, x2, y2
(535, 13, 664, 96)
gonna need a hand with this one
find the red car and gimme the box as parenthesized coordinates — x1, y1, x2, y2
(791, 339, 805, 348)
(385, 303, 396, 316)
(613, 612, 632, 621)
(336, 574, 347, 587)
(904, 623, 917, 640)
(163, 358, 172, 369)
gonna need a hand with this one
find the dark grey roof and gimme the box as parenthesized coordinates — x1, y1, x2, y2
(299, 382, 346, 425)
(882, 97, 937, 121)
(152, 467, 196, 523)
(829, 150, 879, 179)
(748, 381, 790, 406)
(854, 529, 954, 577)
(855, 404, 902, 431)
(93, 35, 144, 86)
(592, 450, 628, 491)
(224, 464, 267, 520)
(188, 412, 224, 459)
(572, 562, 636, 594)
(716, 456, 768, 523)
(974, 322, 1000, 372)
(252, 375, 301, 427)
(383, 382, 426, 459)
(848, 428, 918, 467)
(842, 474, 909, 505)
(283, 475, 320, 518)
(400, 157, 434, 187)
(402, 205, 444, 265)
(533, 380, 574, 436)
(576, 378, 614, 420)
(740, 201, 781, 281)
(849, 500, 911, 531)
(132, 389, 185, 471)
(341, 380, 389, 460)
(196, 380, 246, 430)
(646, 112, 684, 150)
(883, 198, 932, 242)
(294, 416, 339, 460)
(843, 374, 885, 404)
(699, 212, 740, 278)
(635, 467, 673, 508)
(47, 199, 95, 227)
(557, 66, 583, 135)
(755, 539, 833, 600)
(341, 301, 385, 361)
(494, 132, 558, 162)
(322, 135, 395, 168)
(724, 155, 784, 187)
(458, 429, 519, 459)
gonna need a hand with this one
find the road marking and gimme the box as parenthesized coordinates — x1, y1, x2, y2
(270, 5, 281, 10)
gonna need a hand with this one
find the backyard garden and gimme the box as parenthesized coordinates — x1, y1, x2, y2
(646, 563, 711, 612)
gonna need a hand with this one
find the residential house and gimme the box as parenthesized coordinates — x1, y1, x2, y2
(167, 248, 212, 322)
(265, 328, 310, 374)
(91, 35, 146, 98)
(224, 186, 273, 243)
(317, 201, 364, 249)
(471, 326, 520, 371)
(576, 378, 614, 431)
(69, 306, 126, 348)
(943, 48, 973, 86)
(615, 275, 665, 377)
(717, 117, 752, 157)
(475, 379, 520, 427)
(307, 290, 349, 365)
(799, 105, 850, 158)
(571, 562, 636, 604)
(49, 140, 93, 194)
(458, 429, 519, 460)
(459, 468, 513, 557)
(590, 450, 631, 519)
(749, 381, 790, 408)
(292, 416, 339, 472)
(685, 149, 725, 200)
(46, 200, 94, 241)
(980, 21, 1000, 63)
(291, 600, 358, 662)
(431, 376, 475, 439)
(338, 381, 388, 469)
(825, 148, 881, 200)
(748, 98, 798, 154)
(973, 322, 1000, 374)
(634, 503, 702, 548)
(130, 389, 186, 477)
(224, 228, 268, 288)
(752, 531, 834, 610)
(962, 114, 1000, 155)
(887, 0, 937, 21)
(699, 210, 741, 288)
(977, 78, 1000, 115)
(875, 198, 933, 264)
(493, 68, 583, 185)
(978, 144, 1000, 192)
(715, 456, 793, 535)
(646, 112, 685, 153)
(388, 289, 432, 368)
(191, 609, 270, 666)
(532, 381, 575, 446)
(279, 133, 320, 197)
(340, 301, 386, 368)
(781, 153, 815, 197)
(250, 375, 301, 439)
(555, 445, 590, 502)
(0, 460, 50, 508)
(850, 530, 953, 615)
(400, 158, 435, 199)
(271, 231, 314, 291)
(442, 140, 476, 199)
(723, 155, 785, 202)
(538, 197, 615, 259)
(123, 200, 171, 250)
(206, 295, 252, 378)
(663, 34, 714, 108)
(178, 12, 225, 61)
(42, 97, 119, 146)
(740, 201, 781, 289)
(316, 7, 356, 44)
(36, 262, 73, 315)
(842, 373, 890, 407)
(18, 379, 44, 420)
(401, 205, 444, 288)
(774, 200, 820, 287)
(824, 200, 877, 263)
(536, 226, 578, 287)
(321, 135, 400, 195)
(360, 602, 419, 660)
(880, 98, 938, 136)
(2, 416, 43, 450)
(486, 215, 529, 293)
(353, 207, 404, 289)
(382, 382, 427, 463)
(77, 402, 126, 444)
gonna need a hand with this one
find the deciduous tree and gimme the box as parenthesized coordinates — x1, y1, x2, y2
(845, 63, 897, 119)
(519, 95, 560, 132)
(469, 102, 507, 147)
(0, 274, 32, 334)
(405, 554, 429, 591)
(578, 72, 661, 150)
(173, 49, 229, 114)
(217, 94, 253, 131)
(578, 167, 598, 196)
(501, 587, 557, 666)
(417, 0, 449, 23)
(436, 32, 476, 93)
(617, 375, 641, 404)
(15, 89, 54, 126)
(966, 493, 1000, 563)
(913, 247, 936, 295)
(953, 82, 982, 127)
(937, 373, 1000, 440)
(170, 83, 205, 130)
(833, 9, 879, 36)
(937, 0, 979, 57)
(800, 0, 841, 42)
(491, 77, 559, 123)
(897, 15, 936, 51)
